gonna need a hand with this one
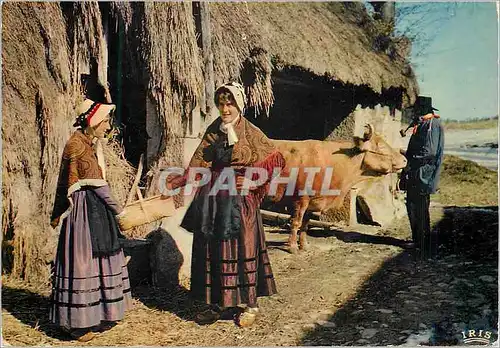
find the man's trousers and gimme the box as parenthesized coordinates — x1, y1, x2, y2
(406, 189, 437, 257)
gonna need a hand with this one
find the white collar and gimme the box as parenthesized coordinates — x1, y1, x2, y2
(220, 116, 240, 146)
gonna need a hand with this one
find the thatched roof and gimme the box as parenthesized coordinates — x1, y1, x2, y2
(110, 2, 202, 152)
(109, 2, 417, 144)
(210, 2, 418, 112)
(3, 2, 72, 283)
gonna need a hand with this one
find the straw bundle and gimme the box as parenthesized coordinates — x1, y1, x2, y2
(2, 2, 74, 284)
(241, 47, 274, 117)
(117, 195, 177, 231)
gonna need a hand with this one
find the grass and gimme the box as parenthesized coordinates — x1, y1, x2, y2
(442, 117, 498, 131)
(433, 155, 498, 206)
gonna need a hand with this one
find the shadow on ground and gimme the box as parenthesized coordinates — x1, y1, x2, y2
(131, 285, 203, 322)
(1, 286, 71, 341)
(300, 206, 499, 346)
(308, 228, 411, 248)
(1, 283, 200, 341)
(125, 227, 204, 321)
(266, 240, 291, 254)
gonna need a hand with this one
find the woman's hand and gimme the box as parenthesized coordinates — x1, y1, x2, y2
(166, 180, 174, 191)
(161, 175, 176, 199)
(115, 209, 128, 237)
(236, 176, 258, 192)
(116, 208, 127, 219)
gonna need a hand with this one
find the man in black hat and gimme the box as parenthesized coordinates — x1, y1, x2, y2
(401, 96, 445, 257)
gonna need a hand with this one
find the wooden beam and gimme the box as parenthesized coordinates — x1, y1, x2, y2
(260, 209, 290, 224)
(126, 153, 144, 206)
(198, 2, 215, 124)
(260, 209, 335, 229)
(272, 76, 355, 93)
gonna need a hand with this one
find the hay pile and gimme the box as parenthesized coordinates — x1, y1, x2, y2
(2, 3, 134, 286)
(3, 2, 74, 285)
(436, 155, 498, 206)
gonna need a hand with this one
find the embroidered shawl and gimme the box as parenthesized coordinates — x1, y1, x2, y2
(50, 130, 107, 228)
(189, 116, 277, 170)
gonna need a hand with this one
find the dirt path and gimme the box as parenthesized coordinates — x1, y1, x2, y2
(2, 205, 498, 346)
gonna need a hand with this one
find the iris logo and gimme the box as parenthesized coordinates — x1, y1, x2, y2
(461, 329, 493, 345)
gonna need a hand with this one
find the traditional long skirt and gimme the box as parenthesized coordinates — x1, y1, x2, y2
(190, 192, 277, 308)
(49, 190, 132, 329)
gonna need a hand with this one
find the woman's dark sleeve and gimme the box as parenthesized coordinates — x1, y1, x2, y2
(92, 185, 123, 215)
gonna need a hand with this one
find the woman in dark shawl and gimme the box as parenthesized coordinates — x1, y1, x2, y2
(167, 82, 286, 327)
(49, 99, 132, 341)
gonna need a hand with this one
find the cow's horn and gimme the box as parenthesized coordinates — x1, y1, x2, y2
(363, 124, 374, 141)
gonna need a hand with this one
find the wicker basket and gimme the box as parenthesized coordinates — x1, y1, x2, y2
(117, 195, 177, 231)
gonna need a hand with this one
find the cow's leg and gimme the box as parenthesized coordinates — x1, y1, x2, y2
(299, 212, 312, 250)
(289, 199, 309, 254)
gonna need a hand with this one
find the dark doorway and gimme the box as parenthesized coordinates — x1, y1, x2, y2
(249, 67, 386, 141)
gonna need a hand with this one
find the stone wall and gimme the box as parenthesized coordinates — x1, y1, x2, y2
(353, 104, 406, 225)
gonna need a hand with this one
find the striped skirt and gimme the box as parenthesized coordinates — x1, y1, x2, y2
(190, 194, 277, 308)
(49, 190, 132, 329)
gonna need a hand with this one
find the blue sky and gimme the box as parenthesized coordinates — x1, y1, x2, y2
(395, 2, 498, 121)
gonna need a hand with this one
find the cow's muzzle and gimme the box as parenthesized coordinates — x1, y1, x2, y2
(392, 156, 407, 171)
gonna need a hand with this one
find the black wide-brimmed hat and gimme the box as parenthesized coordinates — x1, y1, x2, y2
(412, 96, 439, 115)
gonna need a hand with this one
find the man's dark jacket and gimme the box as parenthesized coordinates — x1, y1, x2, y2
(405, 116, 445, 194)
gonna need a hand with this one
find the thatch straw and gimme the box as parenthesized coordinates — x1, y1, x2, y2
(110, 2, 201, 166)
(2, 2, 74, 285)
(210, 2, 418, 107)
(110, 2, 133, 32)
(65, 2, 110, 98)
(241, 47, 274, 117)
(140, 2, 203, 146)
(210, 3, 269, 113)
(110, 3, 204, 197)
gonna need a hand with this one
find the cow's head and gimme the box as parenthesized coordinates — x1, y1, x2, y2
(354, 124, 407, 174)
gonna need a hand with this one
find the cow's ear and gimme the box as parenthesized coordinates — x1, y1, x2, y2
(353, 136, 363, 147)
(363, 124, 374, 141)
(353, 136, 369, 152)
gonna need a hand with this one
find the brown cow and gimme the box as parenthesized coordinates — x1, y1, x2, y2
(269, 124, 407, 253)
